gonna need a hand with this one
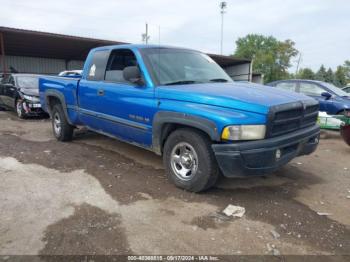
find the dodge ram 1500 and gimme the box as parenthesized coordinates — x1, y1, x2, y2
(39, 44, 320, 192)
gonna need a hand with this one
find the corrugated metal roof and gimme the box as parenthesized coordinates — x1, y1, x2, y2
(0, 26, 126, 60)
(0, 26, 250, 67)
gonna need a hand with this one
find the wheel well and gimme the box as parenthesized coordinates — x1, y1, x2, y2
(160, 123, 212, 154)
(46, 96, 61, 113)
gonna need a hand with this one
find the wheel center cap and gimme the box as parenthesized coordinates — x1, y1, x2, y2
(181, 154, 192, 167)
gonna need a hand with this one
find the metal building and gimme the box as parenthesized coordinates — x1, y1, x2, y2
(0, 26, 257, 82)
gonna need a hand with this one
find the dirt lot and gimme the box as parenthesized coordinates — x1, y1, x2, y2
(0, 111, 349, 258)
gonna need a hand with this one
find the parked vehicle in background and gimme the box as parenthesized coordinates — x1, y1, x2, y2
(0, 74, 46, 118)
(342, 85, 350, 93)
(39, 44, 320, 192)
(267, 79, 350, 116)
(58, 70, 82, 78)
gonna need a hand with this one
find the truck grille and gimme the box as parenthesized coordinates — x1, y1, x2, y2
(267, 101, 319, 138)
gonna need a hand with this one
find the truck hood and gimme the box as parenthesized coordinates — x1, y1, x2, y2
(157, 82, 314, 114)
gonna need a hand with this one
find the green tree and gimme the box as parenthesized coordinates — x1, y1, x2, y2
(325, 68, 334, 83)
(343, 60, 350, 83)
(297, 68, 315, 79)
(233, 34, 298, 83)
(334, 66, 347, 87)
(315, 65, 327, 81)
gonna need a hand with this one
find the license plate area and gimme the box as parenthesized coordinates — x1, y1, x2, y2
(29, 103, 41, 108)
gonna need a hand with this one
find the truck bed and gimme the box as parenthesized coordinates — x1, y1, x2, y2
(39, 76, 79, 114)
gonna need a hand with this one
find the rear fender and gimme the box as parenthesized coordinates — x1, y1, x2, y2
(45, 89, 74, 125)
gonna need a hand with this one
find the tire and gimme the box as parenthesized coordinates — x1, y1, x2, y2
(163, 128, 220, 192)
(15, 99, 26, 119)
(51, 103, 74, 141)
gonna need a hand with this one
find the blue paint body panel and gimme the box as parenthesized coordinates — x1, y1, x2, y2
(39, 44, 318, 157)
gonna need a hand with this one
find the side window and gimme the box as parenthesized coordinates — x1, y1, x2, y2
(87, 50, 110, 81)
(299, 83, 324, 96)
(1, 75, 11, 84)
(105, 49, 138, 83)
(275, 82, 297, 92)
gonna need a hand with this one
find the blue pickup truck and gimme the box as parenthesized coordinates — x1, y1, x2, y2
(39, 44, 320, 192)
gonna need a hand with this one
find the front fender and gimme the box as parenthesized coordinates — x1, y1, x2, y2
(152, 111, 220, 155)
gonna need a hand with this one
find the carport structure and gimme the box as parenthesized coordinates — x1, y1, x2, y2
(0, 26, 254, 82)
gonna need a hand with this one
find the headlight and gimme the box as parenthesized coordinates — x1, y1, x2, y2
(221, 125, 266, 140)
(23, 95, 40, 103)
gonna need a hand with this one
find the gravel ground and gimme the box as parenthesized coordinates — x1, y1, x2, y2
(0, 111, 349, 259)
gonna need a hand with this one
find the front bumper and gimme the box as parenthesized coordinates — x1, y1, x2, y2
(212, 125, 320, 177)
(22, 101, 45, 116)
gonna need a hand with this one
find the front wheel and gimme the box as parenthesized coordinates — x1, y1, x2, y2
(15, 99, 26, 119)
(163, 128, 220, 192)
(51, 104, 74, 141)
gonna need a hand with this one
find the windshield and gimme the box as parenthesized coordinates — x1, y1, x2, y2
(323, 82, 349, 96)
(16, 76, 39, 89)
(141, 48, 233, 86)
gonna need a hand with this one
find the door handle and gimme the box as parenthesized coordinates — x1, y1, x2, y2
(97, 89, 105, 96)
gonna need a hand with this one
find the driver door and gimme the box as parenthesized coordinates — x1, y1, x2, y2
(79, 48, 157, 147)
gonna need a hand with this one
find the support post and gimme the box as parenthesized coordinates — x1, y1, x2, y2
(0, 32, 7, 73)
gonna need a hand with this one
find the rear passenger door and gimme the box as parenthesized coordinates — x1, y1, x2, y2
(298, 82, 328, 112)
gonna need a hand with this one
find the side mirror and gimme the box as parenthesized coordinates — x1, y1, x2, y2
(321, 92, 332, 100)
(123, 66, 144, 86)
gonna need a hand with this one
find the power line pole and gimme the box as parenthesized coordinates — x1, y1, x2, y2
(158, 25, 161, 45)
(220, 1, 227, 55)
(295, 52, 302, 76)
(0, 32, 7, 73)
(142, 23, 150, 44)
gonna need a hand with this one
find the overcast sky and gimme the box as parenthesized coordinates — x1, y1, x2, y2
(0, 0, 349, 71)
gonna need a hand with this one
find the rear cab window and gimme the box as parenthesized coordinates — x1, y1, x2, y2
(87, 50, 110, 81)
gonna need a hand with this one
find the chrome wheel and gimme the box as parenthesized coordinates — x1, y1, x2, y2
(170, 142, 198, 181)
(53, 112, 61, 137)
(16, 101, 23, 118)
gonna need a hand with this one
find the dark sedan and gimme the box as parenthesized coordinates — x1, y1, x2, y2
(267, 79, 350, 116)
(0, 74, 47, 118)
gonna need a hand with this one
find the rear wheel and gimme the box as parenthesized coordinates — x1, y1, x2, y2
(163, 128, 220, 192)
(51, 103, 74, 141)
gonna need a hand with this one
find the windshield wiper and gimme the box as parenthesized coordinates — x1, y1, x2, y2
(209, 78, 229, 82)
(164, 80, 197, 86)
